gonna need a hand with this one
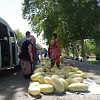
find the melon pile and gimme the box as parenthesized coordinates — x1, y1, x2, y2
(28, 60, 89, 96)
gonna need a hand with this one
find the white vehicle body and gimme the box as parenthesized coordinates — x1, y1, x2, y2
(0, 18, 19, 70)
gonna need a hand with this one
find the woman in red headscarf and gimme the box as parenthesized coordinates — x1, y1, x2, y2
(50, 33, 60, 68)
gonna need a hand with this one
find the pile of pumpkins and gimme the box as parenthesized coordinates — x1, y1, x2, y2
(28, 61, 89, 96)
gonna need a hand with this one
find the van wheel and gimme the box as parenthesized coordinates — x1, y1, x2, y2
(14, 63, 21, 71)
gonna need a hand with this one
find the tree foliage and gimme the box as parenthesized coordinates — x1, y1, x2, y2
(15, 29, 24, 42)
(85, 39, 96, 55)
(22, 0, 100, 60)
(36, 43, 42, 50)
(22, 0, 100, 43)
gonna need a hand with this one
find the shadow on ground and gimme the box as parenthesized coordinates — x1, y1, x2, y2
(0, 68, 30, 100)
(75, 61, 100, 76)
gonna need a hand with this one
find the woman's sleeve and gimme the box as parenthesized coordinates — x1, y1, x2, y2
(28, 44, 33, 62)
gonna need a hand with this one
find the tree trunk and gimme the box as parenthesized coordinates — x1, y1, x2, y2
(72, 48, 75, 58)
(66, 47, 69, 57)
(81, 39, 87, 62)
(96, 44, 100, 64)
(73, 41, 79, 59)
(95, 19, 100, 64)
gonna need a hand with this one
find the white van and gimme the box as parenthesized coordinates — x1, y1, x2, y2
(0, 18, 19, 70)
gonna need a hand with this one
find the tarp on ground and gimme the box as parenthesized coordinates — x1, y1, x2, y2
(66, 78, 100, 94)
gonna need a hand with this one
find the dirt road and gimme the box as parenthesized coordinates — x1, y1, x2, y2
(0, 61, 100, 100)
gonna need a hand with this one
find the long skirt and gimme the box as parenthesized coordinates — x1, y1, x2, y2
(20, 59, 32, 76)
(51, 56, 60, 68)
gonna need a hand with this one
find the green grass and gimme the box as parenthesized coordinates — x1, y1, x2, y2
(88, 58, 99, 65)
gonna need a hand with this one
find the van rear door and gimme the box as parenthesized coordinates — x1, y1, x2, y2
(0, 22, 10, 68)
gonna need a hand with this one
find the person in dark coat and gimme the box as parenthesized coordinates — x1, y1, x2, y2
(19, 36, 35, 79)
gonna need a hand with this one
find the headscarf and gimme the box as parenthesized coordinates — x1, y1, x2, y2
(28, 35, 35, 41)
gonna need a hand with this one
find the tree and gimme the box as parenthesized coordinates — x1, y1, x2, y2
(22, 0, 60, 44)
(85, 39, 96, 55)
(15, 29, 24, 42)
(57, 0, 99, 62)
(36, 43, 42, 50)
(22, 0, 100, 62)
